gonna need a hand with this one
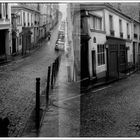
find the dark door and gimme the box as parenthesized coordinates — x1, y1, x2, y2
(119, 44, 127, 73)
(109, 50, 118, 78)
(0, 30, 5, 56)
(133, 42, 135, 64)
(92, 50, 96, 76)
(81, 41, 89, 80)
(12, 38, 16, 53)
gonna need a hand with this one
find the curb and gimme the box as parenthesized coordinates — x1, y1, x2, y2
(81, 75, 129, 93)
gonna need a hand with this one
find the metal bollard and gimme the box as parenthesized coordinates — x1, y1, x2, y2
(46, 66, 51, 106)
(36, 78, 40, 130)
(51, 63, 55, 89)
(0, 117, 9, 137)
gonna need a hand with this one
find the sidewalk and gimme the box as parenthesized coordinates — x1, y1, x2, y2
(22, 53, 80, 137)
(37, 53, 80, 137)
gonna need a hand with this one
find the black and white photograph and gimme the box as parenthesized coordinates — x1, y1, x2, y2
(0, 1, 140, 138)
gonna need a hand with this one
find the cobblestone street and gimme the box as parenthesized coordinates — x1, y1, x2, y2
(80, 72, 140, 137)
(0, 23, 62, 136)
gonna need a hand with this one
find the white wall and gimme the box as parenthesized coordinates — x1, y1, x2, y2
(104, 9, 132, 40)
(88, 11, 106, 77)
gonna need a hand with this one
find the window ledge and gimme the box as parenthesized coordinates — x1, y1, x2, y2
(90, 29, 106, 34)
(0, 18, 4, 21)
(5, 19, 10, 21)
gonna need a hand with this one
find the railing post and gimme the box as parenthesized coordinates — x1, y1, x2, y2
(46, 66, 51, 106)
(36, 77, 40, 130)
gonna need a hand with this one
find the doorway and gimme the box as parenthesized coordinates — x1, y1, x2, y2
(0, 30, 6, 56)
(91, 50, 96, 77)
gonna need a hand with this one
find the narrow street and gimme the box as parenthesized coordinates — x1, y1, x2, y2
(0, 23, 61, 137)
(80, 72, 140, 137)
(38, 71, 140, 137)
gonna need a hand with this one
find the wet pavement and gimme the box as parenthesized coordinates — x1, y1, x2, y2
(38, 53, 80, 137)
(0, 23, 62, 136)
(80, 72, 140, 137)
(32, 69, 140, 137)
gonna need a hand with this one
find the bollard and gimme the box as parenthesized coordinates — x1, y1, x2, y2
(46, 66, 51, 106)
(0, 117, 9, 137)
(54, 60, 56, 81)
(51, 63, 55, 89)
(56, 58, 58, 73)
(36, 78, 40, 130)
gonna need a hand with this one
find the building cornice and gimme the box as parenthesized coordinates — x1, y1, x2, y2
(11, 5, 40, 14)
(90, 29, 106, 34)
(80, 3, 133, 23)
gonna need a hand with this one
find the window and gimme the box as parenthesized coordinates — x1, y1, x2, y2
(97, 44, 105, 66)
(93, 16, 102, 30)
(5, 3, 8, 19)
(134, 24, 137, 33)
(119, 19, 122, 32)
(23, 12, 25, 24)
(27, 13, 29, 25)
(18, 16, 21, 24)
(23, 12, 26, 26)
(19, 35, 22, 45)
(0, 4, 2, 18)
(31, 14, 32, 24)
(127, 23, 129, 35)
(3, 3, 5, 17)
(109, 15, 113, 30)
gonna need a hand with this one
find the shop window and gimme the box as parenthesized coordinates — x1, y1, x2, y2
(97, 44, 105, 66)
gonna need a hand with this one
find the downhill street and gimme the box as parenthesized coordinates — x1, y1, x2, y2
(0, 23, 62, 136)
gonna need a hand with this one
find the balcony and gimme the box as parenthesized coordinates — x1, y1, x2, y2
(134, 33, 138, 39)
(127, 34, 130, 40)
(110, 30, 115, 36)
(120, 32, 123, 38)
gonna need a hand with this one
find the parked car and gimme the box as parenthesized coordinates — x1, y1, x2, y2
(55, 39, 65, 51)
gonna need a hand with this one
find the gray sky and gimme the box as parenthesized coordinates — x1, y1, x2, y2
(59, 3, 67, 20)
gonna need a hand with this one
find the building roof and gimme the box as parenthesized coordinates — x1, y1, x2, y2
(11, 4, 40, 14)
(80, 3, 140, 24)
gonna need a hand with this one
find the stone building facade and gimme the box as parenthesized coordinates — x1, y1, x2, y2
(0, 3, 12, 62)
